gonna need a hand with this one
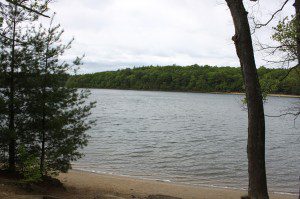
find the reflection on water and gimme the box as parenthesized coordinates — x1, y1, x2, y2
(74, 89, 299, 194)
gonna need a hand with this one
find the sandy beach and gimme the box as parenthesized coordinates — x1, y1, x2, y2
(56, 170, 297, 199)
(0, 169, 298, 199)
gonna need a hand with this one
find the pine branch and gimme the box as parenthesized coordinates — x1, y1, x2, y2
(5, 0, 50, 18)
(0, 32, 27, 45)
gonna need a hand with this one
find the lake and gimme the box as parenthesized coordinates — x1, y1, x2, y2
(73, 89, 299, 195)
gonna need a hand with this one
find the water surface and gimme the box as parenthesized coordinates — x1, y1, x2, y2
(73, 89, 299, 195)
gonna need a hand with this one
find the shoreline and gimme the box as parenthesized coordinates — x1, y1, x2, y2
(57, 169, 297, 199)
(84, 88, 300, 98)
(1, 169, 297, 198)
(210, 91, 300, 98)
(71, 169, 298, 196)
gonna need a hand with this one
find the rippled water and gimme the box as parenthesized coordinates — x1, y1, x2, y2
(73, 89, 300, 195)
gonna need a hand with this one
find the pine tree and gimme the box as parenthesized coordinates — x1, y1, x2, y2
(21, 17, 95, 176)
(0, 0, 51, 172)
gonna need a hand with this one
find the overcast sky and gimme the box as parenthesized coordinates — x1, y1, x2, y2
(47, 0, 294, 73)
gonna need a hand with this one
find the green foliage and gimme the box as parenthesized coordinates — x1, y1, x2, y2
(17, 18, 95, 176)
(259, 66, 300, 95)
(66, 65, 300, 95)
(0, 1, 95, 177)
(0, 0, 52, 173)
(272, 15, 297, 60)
(18, 145, 42, 183)
(270, 14, 300, 118)
(0, 96, 7, 164)
(269, 15, 300, 96)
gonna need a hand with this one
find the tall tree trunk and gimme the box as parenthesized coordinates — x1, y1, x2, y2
(8, 4, 17, 172)
(40, 37, 50, 176)
(40, 76, 47, 175)
(225, 1, 268, 198)
(40, 102, 46, 175)
(294, 0, 300, 64)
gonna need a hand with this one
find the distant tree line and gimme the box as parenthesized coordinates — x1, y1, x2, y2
(66, 65, 300, 95)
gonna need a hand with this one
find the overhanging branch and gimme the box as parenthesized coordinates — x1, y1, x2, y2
(5, 0, 50, 18)
(279, 64, 300, 81)
(254, 0, 290, 29)
(265, 112, 300, 117)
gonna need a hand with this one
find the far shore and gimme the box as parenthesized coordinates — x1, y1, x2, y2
(83, 88, 300, 98)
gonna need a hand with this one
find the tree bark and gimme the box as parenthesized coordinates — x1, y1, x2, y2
(294, 0, 300, 64)
(225, 0, 268, 198)
(40, 104, 46, 175)
(8, 4, 17, 172)
(40, 33, 50, 175)
(40, 74, 47, 175)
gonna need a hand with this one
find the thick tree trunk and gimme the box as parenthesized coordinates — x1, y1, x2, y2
(8, 5, 17, 172)
(225, 1, 268, 198)
(294, 0, 300, 64)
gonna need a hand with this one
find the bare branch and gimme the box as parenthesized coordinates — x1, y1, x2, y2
(254, 0, 290, 29)
(278, 64, 300, 81)
(265, 111, 300, 117)
(255, 34, 297, 68)
(265, 102, 300, 123)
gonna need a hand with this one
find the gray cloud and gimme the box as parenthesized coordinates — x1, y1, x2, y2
(45, 0, 294, 73)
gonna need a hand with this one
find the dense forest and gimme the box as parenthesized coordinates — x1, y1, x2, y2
(66, 65, 300, 95)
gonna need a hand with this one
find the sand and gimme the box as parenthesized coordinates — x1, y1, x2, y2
(0, 169, 297, 198)
(54, 170, 297, 199)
